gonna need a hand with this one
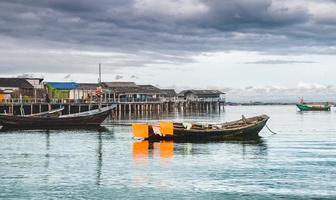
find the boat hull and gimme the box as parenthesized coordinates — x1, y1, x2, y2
(147, 115, 269, 142)
(296, 103, 330, 111)
(0, 106, 115, 128)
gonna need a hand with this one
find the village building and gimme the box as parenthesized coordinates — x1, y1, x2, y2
(25, 78, 44, 89)
(137, 85, 163, 101)
(102, 82, 163, 102)
(69, 83, 100, 102)
(46, 82, 79, 102)
(0, 78, 37, 102)
(178, 90, 225, 102)
(25, 78, 45, 100)
(160, 89, 178, 101)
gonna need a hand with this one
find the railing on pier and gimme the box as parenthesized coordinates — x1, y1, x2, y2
(0, 97, 226, 105)
(0, 97, 226, 116)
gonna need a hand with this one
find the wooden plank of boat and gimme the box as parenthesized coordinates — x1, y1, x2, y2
(0, 107, 64, 118)
(59, 105, 113, 118)
(133, 115, 270, 142)
(0, 105, 116, 128)
(29, 107, 64, 117)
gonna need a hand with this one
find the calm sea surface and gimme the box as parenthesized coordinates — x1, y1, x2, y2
(0, 105, 336, 199)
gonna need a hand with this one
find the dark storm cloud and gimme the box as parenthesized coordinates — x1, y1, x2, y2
(0, 0, 335, 73)
(0, 0, 320, 50)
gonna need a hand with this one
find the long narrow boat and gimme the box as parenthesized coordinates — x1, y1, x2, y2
(29, 107, 64, 117)
(0, 105, 116, 128)
(4, 107, 64, 118)
(132, 115, 269, 142)
(296, 103, 331, 111)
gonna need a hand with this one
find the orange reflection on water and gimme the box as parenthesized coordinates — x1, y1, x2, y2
(159, 141, 174, 158)
(132, 141, 174, 160)
(132, 140, 149, 160)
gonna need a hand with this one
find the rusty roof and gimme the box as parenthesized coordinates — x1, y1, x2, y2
(161, 89, 177, 97)
(78, 83, 100, 89)
(102, 82, 163, 94)
(102, 82, 137, 88)
(178, 90, 225, 96)
(138, 85, 163, 94)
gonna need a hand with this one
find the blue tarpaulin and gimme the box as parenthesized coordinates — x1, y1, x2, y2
(47, 82, 79, 90)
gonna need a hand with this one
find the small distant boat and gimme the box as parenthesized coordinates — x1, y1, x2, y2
(0, 105, 116, 128)
(296, 103, 331, 111)
(132, 115, 269, 142)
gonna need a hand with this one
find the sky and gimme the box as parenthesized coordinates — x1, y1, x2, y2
(1, 0, 336, 102)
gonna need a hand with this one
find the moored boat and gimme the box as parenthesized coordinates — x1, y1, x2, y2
(296, 98, 331, 111)
(29, 107, 64, 117)
(296, 103, 331, 111)
(132, 115, 269, 142)
(0, 105, 116, 128)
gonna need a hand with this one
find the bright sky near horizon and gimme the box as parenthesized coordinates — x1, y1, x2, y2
(1, 0, 336, 101)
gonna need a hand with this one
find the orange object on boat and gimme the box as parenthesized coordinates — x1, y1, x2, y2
(159, 121, 174, 136)
(132, 123, 149, 138)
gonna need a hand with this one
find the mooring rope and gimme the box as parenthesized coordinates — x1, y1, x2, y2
(265, 124, 278, 135)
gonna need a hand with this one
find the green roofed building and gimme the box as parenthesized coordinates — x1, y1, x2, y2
(47, 82, 79, 100)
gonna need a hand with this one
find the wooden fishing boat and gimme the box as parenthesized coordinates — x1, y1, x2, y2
(296, 103, 331, 111)
(3, 107, 64, 118)
(132, 115, 269, 142)
(29, 107, 64, 117)
(0, 105, 116, 128)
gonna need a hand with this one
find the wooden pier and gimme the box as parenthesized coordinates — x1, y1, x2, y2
(0, 100, 225, 116)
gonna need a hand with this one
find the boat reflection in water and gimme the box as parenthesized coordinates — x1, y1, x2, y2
(132, 140, 174, 161)
(0, 125, 110, 132)
(132, 138, 267, 161)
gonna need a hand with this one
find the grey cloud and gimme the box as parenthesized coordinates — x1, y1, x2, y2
(64, 74, 71, 79)
(16, 73, 35, 78)
(130, 75, 138, 79)
(201, 0, 309, 30)
(0, 0, 327, 51)
(245, 60, 317, 65)
(115, 75, 123, 80)
(0, 0, 335, 74)
(220, 84, 336, 103)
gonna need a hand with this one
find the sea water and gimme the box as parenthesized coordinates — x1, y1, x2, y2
(0, 106, 335, 199)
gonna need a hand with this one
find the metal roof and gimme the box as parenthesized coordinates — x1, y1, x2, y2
(0, 78, 34, 88)
(47, 82, 79, 90)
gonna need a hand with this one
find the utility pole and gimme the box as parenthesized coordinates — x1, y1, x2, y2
(98, 63, 102, 84)
(98, 63, 102, 108)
